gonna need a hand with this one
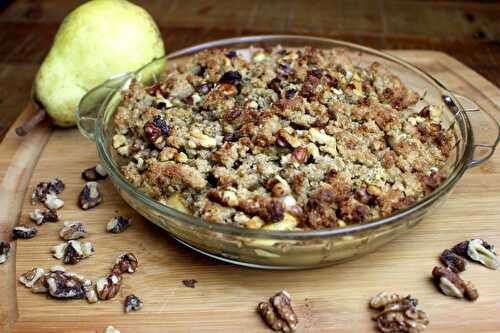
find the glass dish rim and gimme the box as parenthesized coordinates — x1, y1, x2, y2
(93, 34, 473, 240)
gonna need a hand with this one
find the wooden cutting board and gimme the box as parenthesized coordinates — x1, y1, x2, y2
(0, 51, 499, 333)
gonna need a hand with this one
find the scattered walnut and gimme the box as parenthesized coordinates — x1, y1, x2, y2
(182, 279, 198, 288)
(452, 239, 499, 270)
(59, 221, 87, 240)
(466, 239, 499, 270)
(96, 273, 122, 300)
(257, 290, 298, 332)
(84, 283, 98, 304)
(31, 178, 65, 205)
(19, 267, 45, 288)
(51, 240, 95, 264)
(431, 266, 477, 301)
(106, 216, 131, 234)
(291, 147, 309, 164)
(29, 208, 59, 225)
(369, 292, 429, 333)
(0, 241, 10, 264)
(12, 226, 37, 239)
(439, 249, 466, 273)
(105, 326, 121, 333)
(111, 252, 138, 275)
(82, 164, 108, 181)
(44, 193, 65, 210)
(46, 271, 85, 299)
(79, 181, 103, 210)
(124, 294, 144, 313)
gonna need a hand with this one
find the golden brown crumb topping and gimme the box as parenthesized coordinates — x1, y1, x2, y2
(112, 46, 454, 230)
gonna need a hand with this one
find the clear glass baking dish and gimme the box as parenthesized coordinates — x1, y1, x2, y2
(77, 35, 499, 269)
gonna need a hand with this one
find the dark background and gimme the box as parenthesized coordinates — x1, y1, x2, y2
(0, 0, 499, 139)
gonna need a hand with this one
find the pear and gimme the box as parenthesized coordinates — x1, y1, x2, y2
(25, 0, 164, 130)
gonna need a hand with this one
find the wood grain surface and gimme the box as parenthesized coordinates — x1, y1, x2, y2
(0, 0, 499, 140)
(0, 51, 498, 333)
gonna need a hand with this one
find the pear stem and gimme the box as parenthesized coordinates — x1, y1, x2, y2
(15, 110, 47, 136)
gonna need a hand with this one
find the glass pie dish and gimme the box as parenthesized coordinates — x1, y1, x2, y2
(77, 35, 499, 269)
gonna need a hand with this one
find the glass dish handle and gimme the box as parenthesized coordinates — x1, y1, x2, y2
(77, 72, 132, 141)
(453, 93, 500, 168)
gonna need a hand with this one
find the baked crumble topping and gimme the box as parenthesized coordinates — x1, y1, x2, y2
(112, 46, 454, 231)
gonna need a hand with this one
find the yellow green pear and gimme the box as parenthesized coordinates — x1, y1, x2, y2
(35, 0, 165, 127)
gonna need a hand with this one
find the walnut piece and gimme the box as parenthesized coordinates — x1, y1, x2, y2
(369, 292, 429, 333)
(431, 266, 478, 301)
(78, 181, 103, 210)
(439, 249, 466, 273)
(84, 283, 98, 304)
(0, 241, 10, 264)
(31, 178, 65, 205)
(105, 326, 121, 333)
(46, 271, 85, 299)
(124, 294, 144, 313)
(257, 290, 298, 332)
(29, 208, 59, 225)
(96, 273, 122, 300)
(466, 239, 499, 270)
(111, 252, 138, 275)
(106, 216, 131, 234)
(12, 226, 37, 239)
(82, 164, 108, 181)
(44, 193, 65, 210)
(51, 240, 95, 264)
(19, 267, 45, 288)
(59, 221, 87, 240)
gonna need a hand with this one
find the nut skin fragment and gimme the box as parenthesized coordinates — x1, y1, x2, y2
(111, 252, 138, 275)
(96, 274, 122, 300)
(0, 241, 11, 264)
(78, 181, 103, 210)
(182, 279, 198, 288)
(82, 164, 108, 181)
(257, 290, 297, 332)
(124, 294, 144, 313)
(439, 249, 466, 273)
(12, 226, 37, 239)
(106, 216, 131, 234)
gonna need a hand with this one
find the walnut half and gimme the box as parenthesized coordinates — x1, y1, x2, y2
(257, 290, 298, 332)
(431, 266, 478, 301)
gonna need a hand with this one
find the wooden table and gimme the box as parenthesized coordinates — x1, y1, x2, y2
(0, 0, 499, 140)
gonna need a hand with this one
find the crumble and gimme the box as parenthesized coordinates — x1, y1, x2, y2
(112, 46, 454, 230)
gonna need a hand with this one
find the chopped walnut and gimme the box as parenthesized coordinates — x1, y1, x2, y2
(19, 267, 45, 288)
(452, 239, 499, 270)
(31, 178, 65, 205)
(44, 193, 65, 210)
(182, 279, 198, 288)
(84, 283, 98, 304)
(124, 294, 144, 313)
(431, 266, 478, 301)
(46, 271, 85, 299)
(96, 273, 122, 300)
(105, 326, 121, 333)
(106, 216, 131, 234)
(257, 290, 298, 332)
(0, 241, 10, 264)
(111, 252, 138, 275)
(369, 292, 429, 333)
(82, 164, 108, 181)
(51, 240, 95, 264)
(29, 208, 59, 225)
(12, 226, 37, 239)
(59, 221, 87, 240)
(79, 181, 103, 210)
(439, 249, 466, 273)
